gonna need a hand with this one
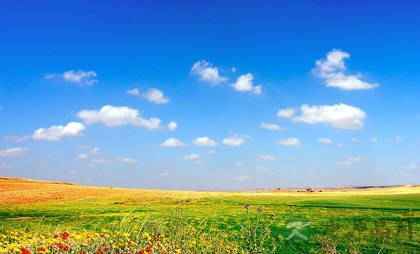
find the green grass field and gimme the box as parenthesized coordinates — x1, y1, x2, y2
(1, 191, 419, 253)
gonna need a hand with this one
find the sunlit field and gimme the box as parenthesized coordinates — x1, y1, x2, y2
(1, 177, 419, 253)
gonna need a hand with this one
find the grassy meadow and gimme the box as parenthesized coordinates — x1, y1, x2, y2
(0, 177, 419, 253)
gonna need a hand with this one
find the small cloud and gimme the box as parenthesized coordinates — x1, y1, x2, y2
(338, 144, 345, 148)
(222, 135, 246, 147)
(371, 138, 378, 143)
(127, 88, 140, 96)
(257, 155, 275, 161)
(257, 166, 270, 171)
(201, 150, 215, 155)
(160, 138, 188, 147)
(181, 154, 199, 160)
(192, 136, 218, 147)
(351, 137, 362, 142)
(336, 161, 352, 166)
(290, 172, 297, 175)
(190, 60, 228, 86)
(230, 73, 261, 94)
(68, 170, 79, 174)
(116, 157, 138, 164)
(33, 122, 86, 141)
(195, 160, 204, 165)
(405, 164, 418, 170)
(313, 49, 379, 90)
(160, 172, 169, 176)
(234, 175, 249, 181)
(348, 157, 367, 162)
(277, 138, 301, 148)
(1, 135, 30, 142)
(233, 161, 244, 166)
(76, 153, 89, 160)
(0, 147, 29, 157)
(401, 173, 410, 178)
(46, 70, 98, 86)
(0, 162, 13, 169)
(283, 157, 295, 161)
(277, 108, 296, 118)
(306, 168, 316, 173)
(395, 136, 403, 142)
(260, 123, 288, 131)
(232, 67, 236, 73)
(91, 159, 112, 164)
(168, 121, 178, 131)
(324, 150, 330, 153)
(142, 88, 169, 104)
(372, 167, 383, 171)
(317, 138, 332, 144)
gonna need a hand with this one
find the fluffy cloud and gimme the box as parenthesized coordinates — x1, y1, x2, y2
(160, 138, 188, 147)
(76, 147, 99, 160)
(395, 136, 403, 142)
(1, 135, 30, 142)
(336, 161, 352, 166)
(116, 157, 138, 164)
(405, 164, 418, 170)
(0, 162, 13, 169)
(77, 105, 162, 130)
(257, 166, 270, 171)
(285, 103, 366, 130)
(91, 159, 112, 164)
(192, 137, 218, 147)
(33, 122, 86, 141)
(277, 108, 296, 118)
(317, 138, 332, 144)
(230, 73, 261, 94)
(181, 154, 199, 160)
(234, 175, 249, 181)
(168, 121, 178, 131)
(371, 138, 378, 143)
(0, 147, 29, 157)
(351, 138, 362, 142)
(202, 150, 215, 155)
(45, 70, 98, 86)
(127, 88, 140, 96)
(257, 155, 275, 161)
(277, 138, 301, 148)
(338, 144, 345, 147)
(222, 136, 246, 146)
(233, 161, 243, 166)
(314, 49, 379, 90)
(141, 88, 169, 104)
(76, 153, 89, 160)
(260, 123, 288, 131)
(337, 157, 367, 165)
(190, 60, 228, 86)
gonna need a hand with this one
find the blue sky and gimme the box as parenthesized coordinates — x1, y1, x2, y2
(1, 0, 419, 190)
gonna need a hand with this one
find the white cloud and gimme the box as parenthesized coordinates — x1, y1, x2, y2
(168, 121, 178, 131)
(181, 154, 199, 160)
(202, 150, 215, 155)
(91, 159, 112, 164)
(230, 73, 261, 94)
(232, 67, 236, 73)
(76, 153, 89, 160)
(33, 122, 86, 141)
(1, 135, 30, 142)
(277, 138, 301, 148)
(257, 155, 275, 161)
(116, 157, 138, 164)
(351, 137, 362, 142)
(141, 88, 169, 104)
(234, 175, 249, 181)
(77, 105, 162, 130)
(160, 172, 169, 177)
(0, 162, 12, 169)
(195, 160, 204, 165)
(317, 138, 332, 144)
(348, 157, 367, 162)
(89, 147, 99, 155)
(0, 147, 28, 157)
(371, 138, 378, 143)
(127, 88, 140, 96)
(233, 161, 244, 166)
(338, 144, 345, 148)
(405, 164, 418, 170)
(395, 136, 403, 142)
(314, 49, 379, 90)
(192, 136, 218, 147)
(222, 135, 246, 146)
(291, 104, 366, 130)
(257, 166, 270, 171)
(46, 70, 98, 86)
(260, 123, 288, 131)
(190, 60, 228, 86)
(160, 138, 188, 147)
(336, 161, 352, 166)
(277, 108, 296, 118)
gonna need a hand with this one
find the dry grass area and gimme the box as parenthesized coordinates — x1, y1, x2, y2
(1, 177, 419, 204)
(0, 177, 233, 204)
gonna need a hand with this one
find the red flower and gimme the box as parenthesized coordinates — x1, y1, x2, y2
(104, 248, 109, 251)
(54, 235, 59, 238)
(97, 251, 103, 254)
(146, 246, 152, 251)
(154, 237, 157, 241)
(38, 248, 45, 251)
(64, 246, 69, 251)
(59, 244, 64, 249)
(62, 236, 68, 240)
(19, 248, 26, 252)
